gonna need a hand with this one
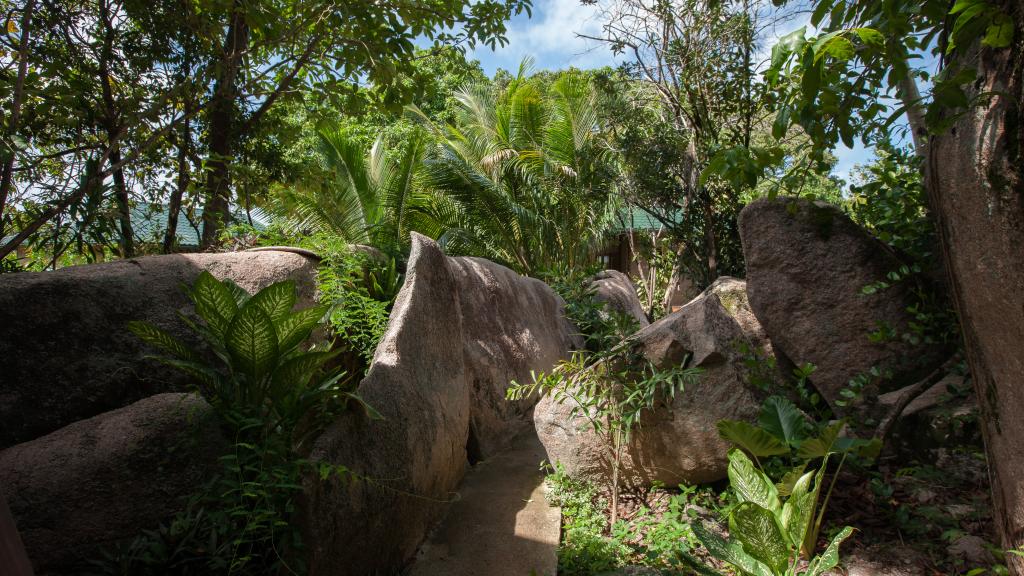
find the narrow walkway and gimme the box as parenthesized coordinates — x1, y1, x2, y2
(407, 429, 561, 576)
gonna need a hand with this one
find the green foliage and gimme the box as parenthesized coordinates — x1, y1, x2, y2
(414, 62, 618, 276)
(317, 249, 400, 373)
(92, 439, 310, 575)
(545, 464, 630, 575)
(128, 271, 362, 445)
(717, 396, 880, 557)
(545, 464, 723, 574)
(273, 124, 432, 257)
(509, 275, 701, 525)
(108, 272, 383, 574)
(692, 449, 855, 576)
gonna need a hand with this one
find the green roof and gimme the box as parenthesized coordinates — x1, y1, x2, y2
(132, 205, 271, 247)
(611, 206, 683, 232)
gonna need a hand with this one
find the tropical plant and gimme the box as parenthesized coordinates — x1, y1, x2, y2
(689, 448, 855, 576)
(127, 270, 372, 446)
(716, 396, 880, 557)
(274, 126, 432, 256)
(414, 61, 618, 276)
(508, 279, 701, 524)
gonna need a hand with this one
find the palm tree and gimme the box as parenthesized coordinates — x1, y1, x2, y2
(412, 60, 618, 276)
(274, 126, 430, 256)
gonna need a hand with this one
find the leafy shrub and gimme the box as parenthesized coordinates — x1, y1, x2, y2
(128, 271, 368, 446)
(545, 464, 630, 575)
(716, 395, 879, 557)
(690, 448, 854, 576)
(98, 272, 377, 575)
(316, 249, 400, 372)
(510, 275, 701, 526)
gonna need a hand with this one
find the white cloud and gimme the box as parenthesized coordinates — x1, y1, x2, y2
(473, 0, 618, 73)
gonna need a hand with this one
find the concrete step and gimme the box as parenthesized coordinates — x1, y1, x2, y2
(406, 429, 560, 576)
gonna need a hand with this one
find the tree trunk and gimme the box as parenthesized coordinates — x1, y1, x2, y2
(98, 0, 133, 257)
(164, 122, 189, 253)
(926, 5, 1024, 570)
(898, 72, 928, 157)
(200, 3, 249, 248)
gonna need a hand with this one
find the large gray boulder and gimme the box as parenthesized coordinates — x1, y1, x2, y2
(589, 270, 649, 327)
(739, 198, 944, 412)
(448, 256, 579, 460)
(535, 277, 767, 487)
(0, 393, 227, 575)
(0, 250, 318, 449)
(301, 234, 470, 574)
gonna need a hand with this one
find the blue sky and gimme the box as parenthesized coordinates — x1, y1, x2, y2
(467, 0, 876, 185)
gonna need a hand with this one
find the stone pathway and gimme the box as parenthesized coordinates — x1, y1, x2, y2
(406, 429, 561, 576)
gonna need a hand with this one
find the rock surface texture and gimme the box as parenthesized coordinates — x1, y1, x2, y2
(589, 269, 650, 327)
(302, 236, 579, 573)
(301, 234, 470, 575)
(450, 256, 580, 460)
(739, 198, 942, 411)
(0, 250, 318, 449)
(0, 393, 226, 575)
(535, 277, 767, 487)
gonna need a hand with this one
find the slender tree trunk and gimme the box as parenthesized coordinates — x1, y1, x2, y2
(201, 3, 249, 248)
(0, 0, 37, 239)
(926, 5, 1024, 570)
(898, 73, 928, 157)
(98, 0, 133, 257)
(702, 192, 718, 281)
(164, 122, 190, 253)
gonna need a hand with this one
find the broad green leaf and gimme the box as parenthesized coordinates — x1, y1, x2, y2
(776, 463, 808, 497)
(780, 469, 816, 550)
(758, 396, 809, 447)
(190, 271, 239, 339)
(692, 521, 773, 576)
(982, 14, 1014, 48)
(796, 421, 844, 459)
(728, 448, 781, 512)
(128, 321, 197, 361)
(815, 35, 855, 63)
(272, 351, 338, 394)
(247, 280, 297, 324)
(833, 436, 882, 460)
(151, 357, 221, 391)
(805, 526, 854, 576)
(950, 0, 983, 14)
(810, 0, 833, 27)
(853, 28, 884, 47)
(718, 420, 790, 458)
(227, 302, 279, 380)
(772, 107, 791, 139)
(277, 305, 328, 351)
(730, 502, 792, 574)
(221, 279, 251, 307)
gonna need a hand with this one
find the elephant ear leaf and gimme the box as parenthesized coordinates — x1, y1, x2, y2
(227, 300, 279, 380)
(758, 395, 809, 447)
(692, 521, 773, 576)
(728, 448, 781, 512)
(729, 501, 792, 575)
(718, 420, 789, 458)
(805, 526, 855, 576)
(796, 421, 844, 459)
(779, 469, 816, 549)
